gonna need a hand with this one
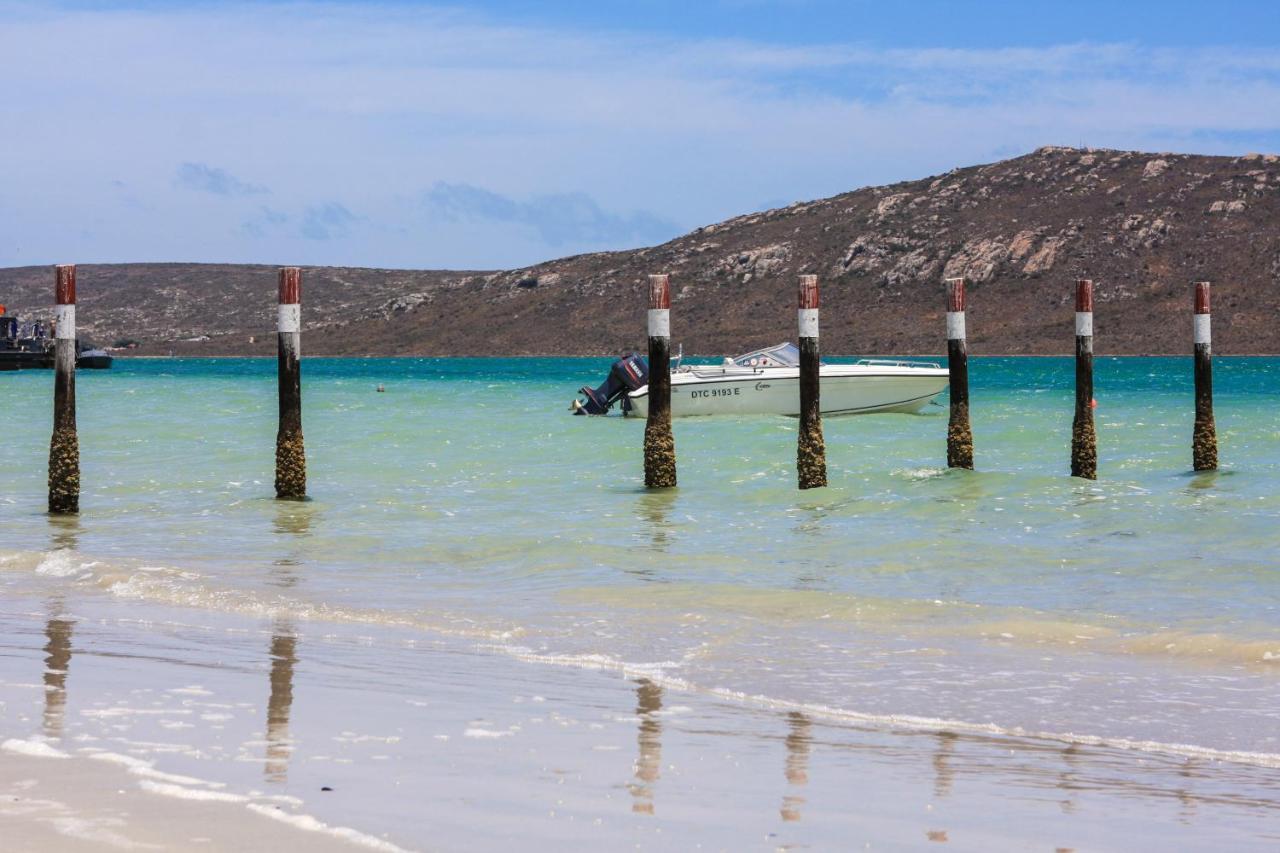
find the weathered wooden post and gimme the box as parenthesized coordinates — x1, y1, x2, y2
(275, 267, 306, 499)
(1071, 279, 1097, 480)
(1192, 281, 1217, 471)
(643, 274, 676, 488)
(945, 278, 973, 470)
(48, 265, 79, 514)
(796, 275, 827, 489)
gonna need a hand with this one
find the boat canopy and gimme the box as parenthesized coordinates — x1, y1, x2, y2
(732, 342, 800, 368)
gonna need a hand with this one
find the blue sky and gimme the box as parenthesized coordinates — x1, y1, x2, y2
(3, 1, 1279, 269)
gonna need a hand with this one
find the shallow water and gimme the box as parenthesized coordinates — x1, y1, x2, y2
(1, 356, 1278, 766)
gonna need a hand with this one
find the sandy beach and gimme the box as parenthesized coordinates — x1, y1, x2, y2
(3, 594, 1279, 852)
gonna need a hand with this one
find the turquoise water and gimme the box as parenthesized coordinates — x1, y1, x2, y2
(2, 356, 1279, 760)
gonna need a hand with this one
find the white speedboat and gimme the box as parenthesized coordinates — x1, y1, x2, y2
(572, 344, 948, 418)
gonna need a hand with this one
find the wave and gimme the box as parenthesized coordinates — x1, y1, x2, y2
(490, 645, 1280, 770)
(5, 545, 1280, 770)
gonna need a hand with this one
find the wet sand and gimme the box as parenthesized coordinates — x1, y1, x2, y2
(2, 597, 1278, 852)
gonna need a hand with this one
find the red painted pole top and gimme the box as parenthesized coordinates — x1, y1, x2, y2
(1194, 281, 1211, 314)
(648, 274, 670, 310)
(55, 265, 76, 305)
(278, 267, 302, 304)
(945, 277, 965, 312)
(1075, 279, 1093, 313)
(798, 275, 819, 310)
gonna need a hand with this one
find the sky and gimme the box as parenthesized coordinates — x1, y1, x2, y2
(2, 0, 1279, 270)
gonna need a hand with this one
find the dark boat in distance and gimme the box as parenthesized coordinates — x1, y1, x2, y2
(0, 310, 113, 371)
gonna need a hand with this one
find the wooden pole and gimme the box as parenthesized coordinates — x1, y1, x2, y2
(1071, 279, 1097, 480)
(945, 278, 973, 470)
(643, 274, 676, 488)
(796, 275, 827, 489)
(48, 265, 79, 514)
(1192, 281, 1217, 471)
(275, 268, 306, 499)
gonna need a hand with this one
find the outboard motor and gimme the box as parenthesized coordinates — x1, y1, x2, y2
(571, 353, 649, 415)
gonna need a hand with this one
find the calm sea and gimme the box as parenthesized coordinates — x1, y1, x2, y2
(2, 356, 1278, 762)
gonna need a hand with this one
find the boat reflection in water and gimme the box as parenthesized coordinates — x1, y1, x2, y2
(573, 344, 947, 418)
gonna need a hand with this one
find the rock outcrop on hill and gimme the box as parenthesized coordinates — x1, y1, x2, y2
(3, 147, 1278, 355)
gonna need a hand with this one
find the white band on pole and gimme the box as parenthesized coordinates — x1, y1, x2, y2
(1194, 314, 1211, 345)
(54, 304, 76, 340)
(1075, 312, 1093, 337)
(946, 311, 965, 340)
(277, 304, 301, 334)
(648, 308, 669, 338)
(798, 308, 819, 339)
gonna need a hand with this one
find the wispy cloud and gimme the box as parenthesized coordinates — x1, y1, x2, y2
(240, 206, 289, 238)
(2, 2, 1279, 268)
(300, 202, 358, 242)
(423, 183, 680, 247)
(174, 162, 268, 197)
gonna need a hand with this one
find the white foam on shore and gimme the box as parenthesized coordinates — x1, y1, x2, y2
(11, 543, 1280, 771)
(3, 738, 71, 759)
(245, 803, 410, 852)
(82, 707, 193, 718)
(51, 816, 160, 851)
(88, 751, 226, 788)
(35, 550, 94, 578)
(138, 779, 248, 802)
(487, 645, 1280, 770)
(463, 728, 512, 739)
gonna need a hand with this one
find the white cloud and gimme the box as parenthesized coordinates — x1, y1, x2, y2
(0, 1, 1277, 269)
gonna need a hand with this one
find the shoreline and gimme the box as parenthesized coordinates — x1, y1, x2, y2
(4, 597, 1279, 852)
(72, 352, 1280, 360)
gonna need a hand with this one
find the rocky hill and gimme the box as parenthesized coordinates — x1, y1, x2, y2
(3, 146, 1278, 356)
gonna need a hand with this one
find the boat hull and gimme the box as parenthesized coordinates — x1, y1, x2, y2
(625, 365, 948, 418)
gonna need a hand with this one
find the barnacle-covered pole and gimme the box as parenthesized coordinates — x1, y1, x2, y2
(48, 264, 80, 514)
(643, 274, 676, 488)
(796, 274, 827, 489)
(1071, 279, 1097, 480)
(945, 277, 973, 470)
(275, 267, 306, 499)
(1192, 281, 1217, 471)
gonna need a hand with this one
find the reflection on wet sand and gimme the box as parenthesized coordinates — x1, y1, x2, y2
(42, 602, 74, 740)
(933, 731, 957, 799)
(41, 516, 80, 742)
(1177, 759, 1202, 823)
(265, 503, 307, 782)
(629, 679, 663, 814)
(780, 712, 811, 821)
(1058, 743, 1081, 815)
(265, 624, 298, 783)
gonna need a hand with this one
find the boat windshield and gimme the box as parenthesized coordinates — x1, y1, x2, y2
(732, 342, 800, 368)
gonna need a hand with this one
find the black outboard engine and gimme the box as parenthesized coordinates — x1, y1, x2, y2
(571, 353, 649, 415)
